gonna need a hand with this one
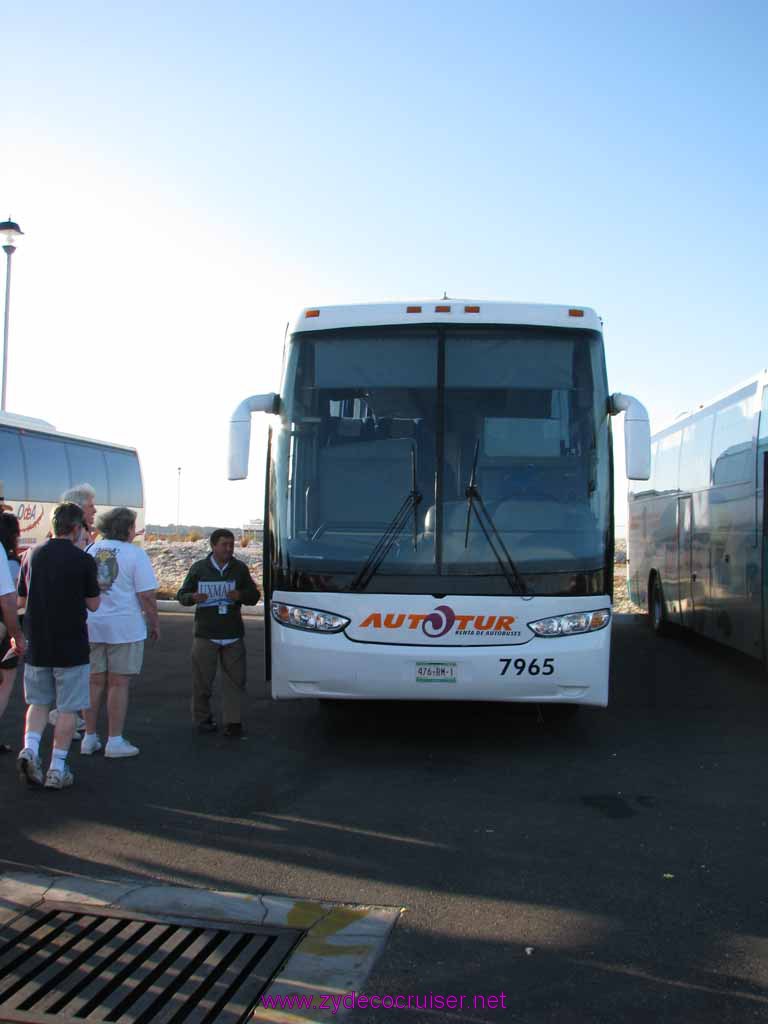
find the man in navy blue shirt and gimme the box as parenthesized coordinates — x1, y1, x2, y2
(17, 503, 100, 790)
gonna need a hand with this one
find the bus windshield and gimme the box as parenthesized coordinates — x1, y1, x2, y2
(271, 324, 610, 595)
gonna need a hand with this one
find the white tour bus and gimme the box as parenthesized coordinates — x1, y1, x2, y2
(0, 412, 144, 548)
(628, 371, 768, 660)
(230, 301, 650, 707)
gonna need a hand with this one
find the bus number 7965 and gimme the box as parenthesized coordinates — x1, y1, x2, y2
(499, 658, 555, 676)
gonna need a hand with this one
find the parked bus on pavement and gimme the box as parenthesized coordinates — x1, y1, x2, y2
(230, 300, 650, 709)
(0, 412, 144, 550)
(628, 372, 768, 661)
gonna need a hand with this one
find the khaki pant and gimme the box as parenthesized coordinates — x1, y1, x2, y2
(191, 638, 246, 726)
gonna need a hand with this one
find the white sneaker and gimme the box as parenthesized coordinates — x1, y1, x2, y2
(104, 738, 139, 758)
(44, 765, 74, 789)
(80, 734, 103, 756)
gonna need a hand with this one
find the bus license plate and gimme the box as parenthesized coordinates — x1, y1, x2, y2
(416, 662, 457, 683)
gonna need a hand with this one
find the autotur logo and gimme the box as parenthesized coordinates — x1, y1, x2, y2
(421, 604, 456, 638)
(358, 606, 520, 638)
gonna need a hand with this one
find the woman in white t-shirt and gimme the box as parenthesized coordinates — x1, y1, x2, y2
(82, 507, 160, 759)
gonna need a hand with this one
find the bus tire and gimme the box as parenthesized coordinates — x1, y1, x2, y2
(649, 575, 671, 636)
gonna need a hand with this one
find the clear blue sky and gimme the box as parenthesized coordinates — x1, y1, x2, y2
(5, 1, 767, 526)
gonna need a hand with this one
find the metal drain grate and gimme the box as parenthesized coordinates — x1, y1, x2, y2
(0, 900, 302, 1023)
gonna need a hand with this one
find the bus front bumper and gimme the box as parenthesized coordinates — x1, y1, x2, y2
(270, 613, 611, 705)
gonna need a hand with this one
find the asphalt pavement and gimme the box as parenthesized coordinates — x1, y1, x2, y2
(2, 611, 768, 1022)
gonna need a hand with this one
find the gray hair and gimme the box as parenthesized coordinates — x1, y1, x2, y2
(61, 482, 96, 507)
(96, 506, 136, 542)
(51, 502, 85, 537)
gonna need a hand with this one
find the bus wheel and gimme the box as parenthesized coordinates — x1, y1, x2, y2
(650, 575, 671, 636)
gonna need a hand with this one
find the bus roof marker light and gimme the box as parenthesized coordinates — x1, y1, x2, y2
(568, 309, 584, 317)
(464, 306, 480, 313)
(406, 306, 422, 313)
(435, 305, 451, 313)
(305, 309, 320, 318)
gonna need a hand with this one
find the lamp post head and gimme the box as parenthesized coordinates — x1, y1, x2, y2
(0, 219, 23, 254)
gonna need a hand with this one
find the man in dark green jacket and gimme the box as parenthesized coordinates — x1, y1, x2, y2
(176, 529, 260, 736)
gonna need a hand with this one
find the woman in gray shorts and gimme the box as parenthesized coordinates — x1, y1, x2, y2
(81, 508, 160, 759)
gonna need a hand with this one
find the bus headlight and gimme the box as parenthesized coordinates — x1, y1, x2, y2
(271, 602, 350, 633)
(527, 608, 611, 637)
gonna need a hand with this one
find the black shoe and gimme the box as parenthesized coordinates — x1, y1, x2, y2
(223, 723, 243, 738)
(197, 718, 217, 734)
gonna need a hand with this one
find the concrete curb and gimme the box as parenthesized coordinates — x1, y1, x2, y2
(157, 599, 263, 617)
(0, 871, 402, 1022)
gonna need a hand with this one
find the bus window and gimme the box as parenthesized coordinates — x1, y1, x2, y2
(66, 444, 109, 500)
(0, 428, 26, 498)
(483, 416, 562, 458)
(653, 431, 681, 494)
(105, 450, 143, 506)
(711, 396, 753, 486)
(759, 387, 768, 447)
(22, 434, 70, 501)
(757, 387, 768, 493)
(679, 413, 715, 492)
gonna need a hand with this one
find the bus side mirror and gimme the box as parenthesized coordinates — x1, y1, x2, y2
(609, 392, 651, 480)
(228, 393, 280, 480)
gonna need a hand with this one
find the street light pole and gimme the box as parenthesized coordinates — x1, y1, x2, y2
(1, 218, 24, 413)
(176, 466, 181, 528)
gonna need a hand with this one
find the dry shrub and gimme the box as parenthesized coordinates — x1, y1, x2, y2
(188, 530, 203, 542)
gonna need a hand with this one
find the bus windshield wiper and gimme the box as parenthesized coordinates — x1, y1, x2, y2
(350, 447, 422, 591)
(464, 439, 528, 595)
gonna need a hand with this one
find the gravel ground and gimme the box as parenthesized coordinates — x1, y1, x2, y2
(145, 539, 262, 600)
(146, 537, 645, 614)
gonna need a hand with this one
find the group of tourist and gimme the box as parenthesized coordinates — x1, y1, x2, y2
(0, 484, 260, 790)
